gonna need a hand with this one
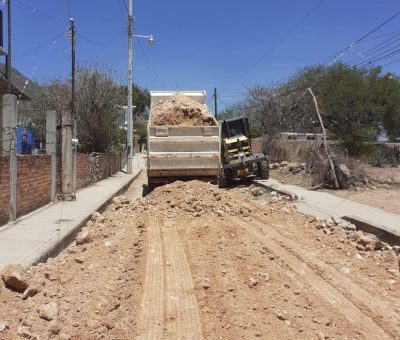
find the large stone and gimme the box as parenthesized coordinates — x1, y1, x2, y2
(75, 230, 92, 245)
(357, 234, 379, 250)
(0, 322, 9, 332)
(38, 301, 58, 321)
(91, 212, 105, 223)
(1, 264, 29, 292)
(22, 287, 38, 300)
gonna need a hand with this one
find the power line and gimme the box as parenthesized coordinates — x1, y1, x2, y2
(354, 43, 400, 68)
(223, 0, 326, 91)
(134, 40, 158, 88)
(356, 48, 400, 68)
(15, 0, 66, 26)
(77, 32, 120, 46)
(347, 32, 400, 65)
(381, 56, 400, 67)
(120, 0, 128, 13)
(14, 31, 65, 60)
(137, 39, 166, 89)
(318, 9, 400, 65)
(114, 0, 127, 17)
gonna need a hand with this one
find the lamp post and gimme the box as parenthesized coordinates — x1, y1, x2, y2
(126, 0, 154, 174)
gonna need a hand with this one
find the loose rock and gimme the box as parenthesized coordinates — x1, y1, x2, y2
(1, 264, 29, 292)
(76, 230, 92, 245)
(38, 301, 58, 321)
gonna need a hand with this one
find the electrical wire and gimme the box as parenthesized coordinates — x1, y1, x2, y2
(15, 0, 66, 26)
(223, 0, 326, 91)
(14, 32, 65, 60)
(120, 0, 128, 13)
(381, 56, 400, 67)
(115, 0, 127, 18)
(356, 48, 400, 69)
(347, 33, 400, 65)
(77, 32, 121, 46)
(354, 44, 400, 68)
(318, 9, 400, 65)
(137, 39, 166, 89)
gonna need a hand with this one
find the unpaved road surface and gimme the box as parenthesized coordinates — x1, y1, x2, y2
(1, 175, 400, 339)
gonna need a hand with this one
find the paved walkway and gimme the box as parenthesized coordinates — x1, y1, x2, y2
(0, 161, 143, 271)
(256, 178, 400, 238)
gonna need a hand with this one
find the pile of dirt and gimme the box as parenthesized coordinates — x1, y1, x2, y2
(131, 181, 275, 219)
(151, 92, 216, 126)
(1, 178, 400, 339)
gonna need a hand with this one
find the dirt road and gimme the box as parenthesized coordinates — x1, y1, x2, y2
(1, 175, 400, 339)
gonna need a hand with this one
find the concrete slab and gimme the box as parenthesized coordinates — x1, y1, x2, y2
(256, 178, 400, 239)
(0, 166, 142, 271)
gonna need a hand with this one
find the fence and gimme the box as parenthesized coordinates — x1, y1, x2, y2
(0, 152, 124, 226)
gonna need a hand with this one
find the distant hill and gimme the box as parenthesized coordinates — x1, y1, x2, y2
(0, 63, 41, 100)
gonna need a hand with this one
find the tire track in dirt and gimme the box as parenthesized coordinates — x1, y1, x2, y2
(163, 219, 203, 339)
(137, 217, 202, 339)
(249, 215, 400, 337)
(138, 217, 164, 339)
(231, 216, 391, 339)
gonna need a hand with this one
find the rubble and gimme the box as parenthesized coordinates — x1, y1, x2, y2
(75, 230, 92, 245)
(0, 178, 398, 338)
(0, 322, 9, 332)
(22, 287, 38, 300)
(1, 264, 29, 292)
(38, 301, 58, 321)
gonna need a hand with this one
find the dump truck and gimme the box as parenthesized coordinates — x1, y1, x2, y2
(147, 91, 220, 190)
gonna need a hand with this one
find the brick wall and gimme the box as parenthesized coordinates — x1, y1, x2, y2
(0, 152, 124, 226)
(0, 156, 52, 225)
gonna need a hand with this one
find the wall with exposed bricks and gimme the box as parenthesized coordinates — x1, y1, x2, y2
(0, 152, 124, 226)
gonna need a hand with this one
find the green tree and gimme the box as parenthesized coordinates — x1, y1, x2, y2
(243, 63, 400, 155)
(28, 62, 150, 153)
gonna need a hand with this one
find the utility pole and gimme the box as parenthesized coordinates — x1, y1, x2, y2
(71, 18, 78, 195)
(46, 110, 57, 202)
(213, 87, 218, 119)
(6, 0, 11, 94)
(61, 18, 75, 200)
(126, 0, 133, 174)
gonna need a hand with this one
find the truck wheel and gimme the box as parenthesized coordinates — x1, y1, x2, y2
(218, 169, 230, 188)
(147, 181, 156, 193)
(258, 160, 269, 180)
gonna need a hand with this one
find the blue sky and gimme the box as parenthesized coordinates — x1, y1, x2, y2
(4, 0, 400, 110)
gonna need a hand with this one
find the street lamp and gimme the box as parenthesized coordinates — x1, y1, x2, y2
(126, 25, 155, 174)
(126, 0, 155, 174)
(133, 34, 155, 45)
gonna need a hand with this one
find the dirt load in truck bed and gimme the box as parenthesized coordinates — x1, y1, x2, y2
(151, 92, 216, 126)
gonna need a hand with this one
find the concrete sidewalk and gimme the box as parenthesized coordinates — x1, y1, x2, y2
(0, 168, 141, 271)
(256, 178, 400, 239)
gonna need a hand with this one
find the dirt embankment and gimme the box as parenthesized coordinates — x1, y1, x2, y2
(0, 180, 400, 339)
(150, 92, 216, 126)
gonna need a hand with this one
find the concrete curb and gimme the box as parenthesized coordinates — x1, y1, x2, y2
(254, 180, 299, 200)
(19, 170, 142, 267)
(256, 178, 400, 246)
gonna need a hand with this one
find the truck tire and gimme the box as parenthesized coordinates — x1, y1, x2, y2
(218, 169, 230, 188)
(258, 160, 269, 180)
(147, 181, 156, 193)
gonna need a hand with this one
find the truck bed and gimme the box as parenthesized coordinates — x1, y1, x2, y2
(147, 91, 221, 185)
